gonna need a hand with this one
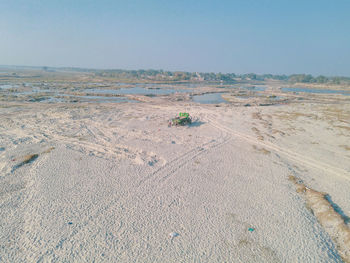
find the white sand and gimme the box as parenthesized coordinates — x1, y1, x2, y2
(1, 91, 349, 262)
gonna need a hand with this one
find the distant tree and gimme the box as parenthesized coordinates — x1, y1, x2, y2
(288, 74, 314, 83)
(246, 73, 257, 80)
(331, 77, 341, 84)
(315, 75, 328, 83)
(262, 74, 273, 80)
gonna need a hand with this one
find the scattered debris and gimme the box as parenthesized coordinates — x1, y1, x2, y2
(169, 232, 179, 239)
(248, 228, 255, 232)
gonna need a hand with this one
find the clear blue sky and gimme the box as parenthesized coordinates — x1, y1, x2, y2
(1, 0, 349, 76)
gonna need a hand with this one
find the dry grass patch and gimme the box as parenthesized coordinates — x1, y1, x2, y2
(12, 154, 39, 172)
(251, 127, 264, 141)
(323, 107, 350, 123)
(11, 147, 54, 173)
(339, 145, 350, 151)
(257, 135, 264, 141)
(252, 112, 263, 120)
(42, 146, 55, 154)
(289, 175, 350, 262)
(238, 239, 250, 247)
(19, 154, 39, 165)
(251, 127, 259, 133)
(335, 125, 350, 132)
(272, 129, 285, 136)
(276, 112, 318, 121)
(253, 145, 270, 155)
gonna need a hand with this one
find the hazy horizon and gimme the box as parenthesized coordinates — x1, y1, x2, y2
(1, 64, 350, 79)
(1, 0, 349, 76)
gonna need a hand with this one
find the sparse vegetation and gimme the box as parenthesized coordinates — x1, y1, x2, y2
(11, 154, 39, 172)
(289, 176, 350, 262)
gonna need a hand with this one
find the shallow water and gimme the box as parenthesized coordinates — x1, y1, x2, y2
(1, 82, 273, 103)
(268, 95, 285, 100)
(242, 86, 266, 92)
(235, 95, 285, 101)
(282, 87, 350, 96)
(87, 86, 192, 95)
(3, 84, 139, 103)
(0, 84, 17, 89)
(44, 97, 65, 103)
(192, 93, 228, 104)
(59, 94, 137, 103)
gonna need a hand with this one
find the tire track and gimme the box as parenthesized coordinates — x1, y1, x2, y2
(136, 137, 225, 187)
(36, 129, 230, 260)
(157, 135, 231, 183)
(205, 116, 350, 181)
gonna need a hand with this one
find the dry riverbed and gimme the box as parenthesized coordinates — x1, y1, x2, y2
(0, 83, 350, 262)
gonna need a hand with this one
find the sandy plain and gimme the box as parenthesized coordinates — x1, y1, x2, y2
(0, 80, 350, 262)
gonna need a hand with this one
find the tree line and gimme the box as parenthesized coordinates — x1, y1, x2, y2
(56, 67, 350, 84)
